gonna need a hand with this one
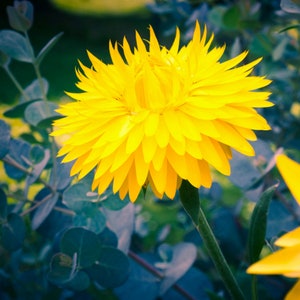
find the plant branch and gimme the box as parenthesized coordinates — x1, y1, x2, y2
(128, 250, 197, 300)
(2, 155, 53, 191)
(20, 192, 53, 217)
(3, 65, 30, 100)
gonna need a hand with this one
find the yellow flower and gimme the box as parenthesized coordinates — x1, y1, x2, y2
(52, 22, 272, 202)
(277, 154, 300, 206)
(247, 154, 300, 300)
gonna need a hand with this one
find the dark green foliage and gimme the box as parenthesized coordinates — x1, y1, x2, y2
(247, 185, 277, 264)
(0, 120, 10, 159)
(1, 213, 26, 251)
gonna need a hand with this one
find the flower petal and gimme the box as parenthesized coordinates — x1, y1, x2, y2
(276, 154, 300, 206)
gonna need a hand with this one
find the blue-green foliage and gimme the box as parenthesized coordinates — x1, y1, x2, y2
(1, 0, 300, 299)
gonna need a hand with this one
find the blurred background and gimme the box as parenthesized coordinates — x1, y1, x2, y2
(0, 0, 154, 104)
(0, 0, 281, 106)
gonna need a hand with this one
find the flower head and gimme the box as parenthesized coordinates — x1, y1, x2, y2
(247, 154, 300, 300)
(52, 22, 272, 202)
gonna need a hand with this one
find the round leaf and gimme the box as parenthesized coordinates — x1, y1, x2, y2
(159, 242, 197, 295)
(0, 120, 10, 159)
(60, 227, 101, 268)
(102, 203, 135, 253)
(64, 270, 90, 291)
(4, 138, 31, 180)
(21, 78, 49, 102)
(100, 186, 130, 211)
(73, 208, 106, 234)
(24, 100, 60, 127)
(49, 157, 73, 191)
(229, 151, 261, 189)
(48, 253, 75, 284)
(114, 257, 159, 300)
(87, 246, 130, 288)
(162, 267, 213, 300)
(63, 183, 97, 212)
(0, 30, 32, 62)
(48, 252, 90, 291)
(281, 0, 300, 13)
(97, 227, 118, 248)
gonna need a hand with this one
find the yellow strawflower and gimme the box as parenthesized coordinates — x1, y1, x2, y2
(52, 22, 272, 202)
(247, 154, 300, 300)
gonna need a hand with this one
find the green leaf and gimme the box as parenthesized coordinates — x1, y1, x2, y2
(114, 258, 159, 299)
(163, 267, 213, 300)
(247, 184, 278, 264)
(179, 180, 199, 225)
(30, 145, 46, 164)
(0, 30, 32, 62)
(24, 100, 60, 127)
(272, 38, 289, 61)
(21, 78, 49, 102)
(100, 186, 129, 210)
(63, 183, 98, 212)
(48, 252, 91, 291)
(26, 148, 50, 186)
(64, 270, 90, 291)
(102, 203, 135, 252)
(159, 243, 197, 295)
(249, 33, 273, 57)
(36, 32, 63, 66)
(1, 213, 25, 251)
(229, 151, 261, 189)
(97, 227, 118, 248)
(31, 192, 59, 230)
(87, 246, 130, 288)
(278, 24, 300, 33)
(223, 5, 241, 29)
(49, 157, 73, 191)
(3, 99, 39, 118)
(60, 227, 101, 268)
(48, 252, 77, 283)
(0, 120, 10, 159)
(230, 37, 242, 58)
(0, 188, 7, 220)
(4, 138, 31, 180)
(281, 0, 300, 14)
(73, 208, 106, 234)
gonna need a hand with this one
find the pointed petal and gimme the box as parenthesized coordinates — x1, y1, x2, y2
(276, 154, 300, 205)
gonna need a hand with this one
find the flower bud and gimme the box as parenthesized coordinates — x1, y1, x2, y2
(6, 1, 34, 32)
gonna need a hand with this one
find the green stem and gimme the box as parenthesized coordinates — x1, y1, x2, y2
(24, 31, 48, 103)
(251, 275, 258, 300)
(3, 65, 29, 100)
(179, 180, 245, 300)
(24, 31, 57, 181)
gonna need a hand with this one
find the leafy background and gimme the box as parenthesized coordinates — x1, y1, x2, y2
(1, 0, 300, 299)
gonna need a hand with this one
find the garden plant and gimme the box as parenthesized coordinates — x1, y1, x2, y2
(1, 0, 300, 299)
